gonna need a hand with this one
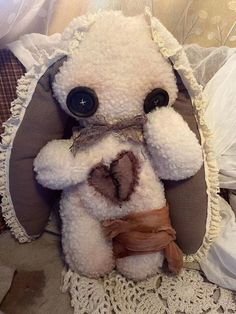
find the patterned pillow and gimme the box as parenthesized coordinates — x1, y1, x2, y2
(0, 49, 25, 233)
(0, 50, 25, 134)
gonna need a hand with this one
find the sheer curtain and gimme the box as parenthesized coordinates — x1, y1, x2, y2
(0, 0, 57, 46)
(0, 0, 154, 46)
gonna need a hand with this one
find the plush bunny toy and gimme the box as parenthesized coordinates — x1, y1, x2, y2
(34, 12, 203, 280)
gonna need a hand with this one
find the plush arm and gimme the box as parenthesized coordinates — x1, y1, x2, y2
(34, 139, 77, 190)
(34, 134, 131, 189)
(144, 107, 203, 180)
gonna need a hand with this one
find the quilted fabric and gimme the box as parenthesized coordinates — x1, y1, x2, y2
(0, 49, 25, 133)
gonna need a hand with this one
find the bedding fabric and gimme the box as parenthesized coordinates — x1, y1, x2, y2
(204, 51, 236, 191)
(200, 197, 236, 290)
(197, 51, 236, 290)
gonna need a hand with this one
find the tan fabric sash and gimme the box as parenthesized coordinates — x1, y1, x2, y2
(102, 205, 183, 274)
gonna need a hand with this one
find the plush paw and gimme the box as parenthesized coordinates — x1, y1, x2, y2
(116, 252, 164, 281)
(144, 107, 203, 180)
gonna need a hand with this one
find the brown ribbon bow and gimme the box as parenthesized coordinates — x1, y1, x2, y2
(102, 205, 183, 274)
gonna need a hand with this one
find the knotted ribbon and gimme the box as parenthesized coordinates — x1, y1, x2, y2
(102, 205, 183, 274)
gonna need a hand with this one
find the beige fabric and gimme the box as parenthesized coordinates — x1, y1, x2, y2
(48, 0, 236, 47)
(0, 232, 73, 314)
(0, 262, 15, 304)
(1, 0, 236, 47)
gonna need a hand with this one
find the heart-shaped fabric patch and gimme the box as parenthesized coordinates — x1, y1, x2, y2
(88, 151, 139, 203)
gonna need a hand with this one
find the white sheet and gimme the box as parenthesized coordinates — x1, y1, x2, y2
(200, 197, 236, 290)
(199, 52, 236, 290)
(7, 33, 63, 70)
(204, 52, 236, 190)
(0, 0, 57, 47)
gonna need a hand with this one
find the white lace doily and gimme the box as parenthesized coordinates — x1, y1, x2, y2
(61, 269, 236, 314)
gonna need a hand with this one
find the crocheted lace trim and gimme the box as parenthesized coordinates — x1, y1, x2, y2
(62, 268, 236, 314)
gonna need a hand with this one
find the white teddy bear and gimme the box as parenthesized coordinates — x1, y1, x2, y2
(34, 12, 203, 280)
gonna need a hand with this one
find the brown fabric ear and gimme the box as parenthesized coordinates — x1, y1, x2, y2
(163, 71, 208, 255)
(7, 56, 69, 240)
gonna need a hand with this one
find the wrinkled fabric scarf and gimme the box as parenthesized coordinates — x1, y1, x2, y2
(102, 205, 183, 274)
(70, 115, 146, 154)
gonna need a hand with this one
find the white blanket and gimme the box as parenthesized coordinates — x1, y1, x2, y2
(200, 197, 236, 290)
(204, 52, 236, 190)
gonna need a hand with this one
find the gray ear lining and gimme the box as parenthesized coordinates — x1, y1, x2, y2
(8, 56, 69, 239)
(40, 56, 68, 92)
(163, 72, 208, 254)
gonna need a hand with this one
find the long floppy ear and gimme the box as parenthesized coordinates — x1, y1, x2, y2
(1, 55, 71, 242)
(144, 71, 208, 255)
(166, 72, 208, 254)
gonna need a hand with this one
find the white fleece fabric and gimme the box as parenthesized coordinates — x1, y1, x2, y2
(34, 11, 203, 280)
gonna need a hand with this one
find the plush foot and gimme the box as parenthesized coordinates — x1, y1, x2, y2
(116, 252, 164, 281)
(65, 242, 115, 278)
(62, 215, 115, 279)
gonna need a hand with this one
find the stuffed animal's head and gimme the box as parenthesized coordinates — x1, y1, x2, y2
(53, 12, 178, 125)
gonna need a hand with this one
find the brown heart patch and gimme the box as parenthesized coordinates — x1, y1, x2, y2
(88, 151, 139, 203)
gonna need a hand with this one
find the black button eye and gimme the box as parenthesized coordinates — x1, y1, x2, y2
(66, 87, 99, 117)
(143, 88, 169, 114)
